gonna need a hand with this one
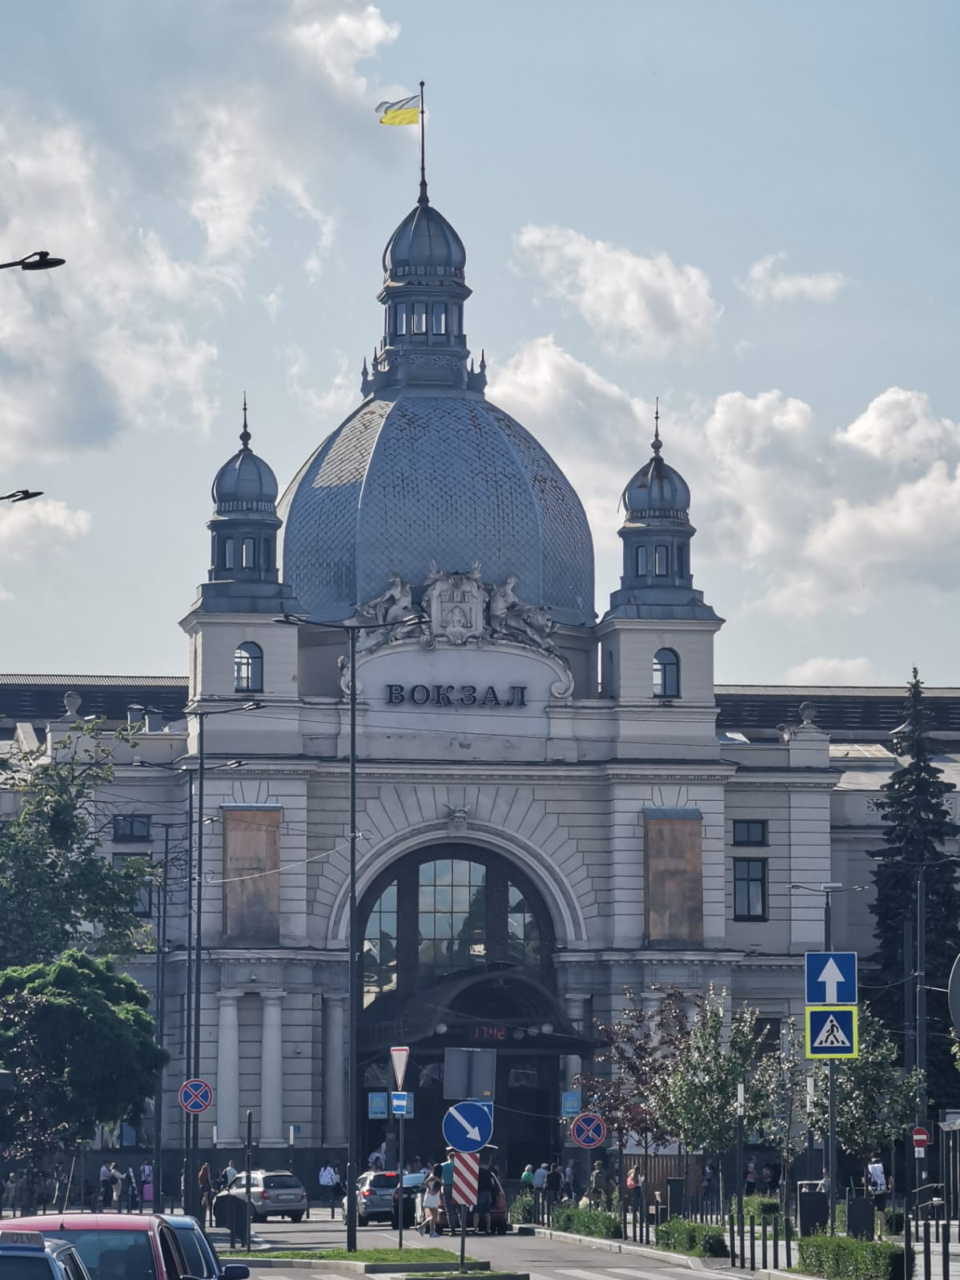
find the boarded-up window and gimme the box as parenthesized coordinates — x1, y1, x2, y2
(223, 808, 280, 945)
(644, 815, 703, 947)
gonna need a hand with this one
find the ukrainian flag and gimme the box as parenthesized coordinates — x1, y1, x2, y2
(376, 94, 420, 126)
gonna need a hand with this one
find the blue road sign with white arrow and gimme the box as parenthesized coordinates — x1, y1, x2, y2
(442, 1101, 494, 1153)
(805, 951, 857, 1005)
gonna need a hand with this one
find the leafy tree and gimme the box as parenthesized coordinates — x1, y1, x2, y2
(756, 1018, 811, 1197)
(867, 668, 960, 1106)
(0, 951, 167, 1159)
(575, 988, 676, 1187)
(0, 722, 152, 967)
(807, 1006, 920, 1174)
(657, 986, 774, 1157)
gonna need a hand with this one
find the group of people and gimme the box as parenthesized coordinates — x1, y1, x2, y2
(418, 1150, 499, 1237)
(1, 1166, 68, 1217)
(195, 1160, 243, 1226)
(99, 1161, 153, 1213)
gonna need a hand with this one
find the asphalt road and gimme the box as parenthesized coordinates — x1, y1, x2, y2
(217, 1213, 711, 1280)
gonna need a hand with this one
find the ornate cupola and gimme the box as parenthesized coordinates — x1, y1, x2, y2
(606, 404, 718, 622)
(194, 400, 302, 615)
(361, 178, 486, 396)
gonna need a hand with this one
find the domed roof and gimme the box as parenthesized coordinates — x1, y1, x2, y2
(278, 394, 595, 626)
(382, 198, 466, 279)
(211, 406, 279, 516)
(621, 428, 690, 521)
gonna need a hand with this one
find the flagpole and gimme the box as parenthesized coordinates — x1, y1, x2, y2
(419, 80, 427, 203)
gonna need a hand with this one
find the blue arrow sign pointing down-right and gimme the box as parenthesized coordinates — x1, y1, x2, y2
(805, 951, 857, 1005)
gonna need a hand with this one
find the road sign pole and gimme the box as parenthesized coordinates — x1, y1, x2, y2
(397, 1113, 405, 1250)
(460, 1195, 467, 1271)
(825, 896, 836, 1237)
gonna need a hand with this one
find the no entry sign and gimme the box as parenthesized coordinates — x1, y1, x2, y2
(913, 1127, 930, 1149)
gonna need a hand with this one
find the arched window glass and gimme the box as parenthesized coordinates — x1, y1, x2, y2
(242, 537, 256, 569)
(412, 301, 427, 334)
(234, 641, 263, 693)
(433, 303, 447, 335)
(363, 880, 397, 1008)
(419, 859, 486, 973)
(636, 546, 647, 576)
(507, 882, 541, 967)
(224, 539, 234, 570)
(655, 545, 669, 576)
(653, 648, 680, 698)
(396, 304, 407, 335)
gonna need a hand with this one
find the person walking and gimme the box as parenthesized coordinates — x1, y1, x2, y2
(563, 1160, 575, 1202)
(2, 1172, 16, 1218)
(545, 1163, 562, 1225)
(99, 1162, 113, 1211)
(588, 1161, 607, 1210)
(440, 1150, 459, 1231)
(473, 1163, 495, 1235)
(118, 1167, 133, 1214)
(139, 1161, 153, 1211)
(420, 1164, 442, 1238)
(317, 1162, 337, 1216)
(197, 1163, 213, 1228)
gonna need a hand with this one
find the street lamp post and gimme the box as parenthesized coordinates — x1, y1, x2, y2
(345, 621, 359, 1254)
(736, 1081, 745, 1224)
(152, 823, 174, 1211)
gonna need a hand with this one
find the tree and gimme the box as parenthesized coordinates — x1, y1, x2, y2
(575, 988, 676, 1192)
(0, 722, 152, 968)
(0, 951, 167, 1159)
(807, 1007, 920, 1176)
(867, 668, 960, 1106)
(657, 986, 774, 1157)
(755, 1018, 811, 1198)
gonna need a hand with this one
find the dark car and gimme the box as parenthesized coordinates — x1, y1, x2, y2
(392, 1172, 426, 1228)
(158, 1217, 248, 1280)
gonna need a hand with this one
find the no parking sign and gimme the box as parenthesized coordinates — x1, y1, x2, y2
(570, 1112, 606, 1149)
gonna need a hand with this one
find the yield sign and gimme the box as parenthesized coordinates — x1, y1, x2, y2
(390, 1045, 410, 1090)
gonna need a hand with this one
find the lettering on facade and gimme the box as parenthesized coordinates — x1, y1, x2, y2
(385, 684, 527, 708)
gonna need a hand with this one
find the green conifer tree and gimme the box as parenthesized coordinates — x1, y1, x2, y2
(867, 668, 960, 1107)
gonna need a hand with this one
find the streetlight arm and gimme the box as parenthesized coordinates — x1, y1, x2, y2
(0, 251, 66, 271)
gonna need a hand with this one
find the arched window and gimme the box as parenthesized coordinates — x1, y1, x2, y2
(432, 303, 447, 335)
(655, 545, 670, 576)
(396, 304, 407, 335)
(412, 301, 427, 334)
(234, 641, 263, 693)
(242, 537, 256, 569)
(653, 647, 680, 698)
(224, 539, 235, 570)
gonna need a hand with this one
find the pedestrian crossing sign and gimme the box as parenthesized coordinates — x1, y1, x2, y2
(805, 1005, 858, 1058)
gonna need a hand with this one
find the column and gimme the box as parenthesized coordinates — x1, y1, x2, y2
(323, 994, 348, 1148)
(215, 991, 241, 1145)
(260, 991, 285, 1146)
(564, 994, 587, 1089)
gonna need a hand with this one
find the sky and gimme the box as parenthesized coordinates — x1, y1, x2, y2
(1, 0, 959, 686)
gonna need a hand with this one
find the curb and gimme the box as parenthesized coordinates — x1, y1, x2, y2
(528, 1227, 703, 1269)
(221, 1261, 491, 1274)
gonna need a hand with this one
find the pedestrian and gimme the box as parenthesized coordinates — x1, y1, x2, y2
(473, 1163, 495, 1235)
(588, 1160, 607, 1210)
(563, 1160, 575, 1202)
(868, 1154, 887, 1212)
(2, 1171, 16, 1218)
(743, 1158, 756, 1197)
(626, 1166, 642, 1217)
(520, 1164, 535, 1190)
(318, 1161, 337, 1216)
(420, 1164, 442, 1238)
(197, 1163, 213, 1228)
(100, 1162, 113, 1211)
(118, 1168, 133, 1214)
(701, 1161, 717, 1208)
(545, 1163, 563, 1224)
(139, 1161, 154, 1210)
(440, 1149, 459, 1231)
(223, 1160, 238, 1188)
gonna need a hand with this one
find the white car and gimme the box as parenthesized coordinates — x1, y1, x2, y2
(223, 1170, 307, 1222)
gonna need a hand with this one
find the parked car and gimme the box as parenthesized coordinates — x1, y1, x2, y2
(11, 1214, 191, 1280)
(221, 1171, 307, 1223)
(415, 1169, 508, 1236)
(342, 1170, 400, 1226)
(0, 1229, 92, 1280)
(392, 1172, 426, 1228)
(158, 1217, 248, 1280)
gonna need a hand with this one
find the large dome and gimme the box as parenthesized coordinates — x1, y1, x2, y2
(278, 393, 595, 626)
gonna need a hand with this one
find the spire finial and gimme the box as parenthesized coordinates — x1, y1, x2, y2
(651, 396, 662, 455)
(417, 80, 429, 206)
(240, 393, 251, 450)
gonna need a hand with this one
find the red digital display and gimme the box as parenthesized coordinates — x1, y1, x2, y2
(471, 1025, 507, 1041)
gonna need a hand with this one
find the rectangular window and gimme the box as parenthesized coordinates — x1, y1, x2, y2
(412, 302, 427, 334)
(224, 538, 234, 570)
(113, 853, 153, 917)
(432, 303, 447, 334)
(733, 820, 768, 846)
(113, 814, 151, 842)
(242, 537, 256, 568)
(733, 858, 767, 921)
(655, 545, 669, 576)
(636, 546, 647, 576)
(396, 305, 407, 335)
(676, 545, 686, 578)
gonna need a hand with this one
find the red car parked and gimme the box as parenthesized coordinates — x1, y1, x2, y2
(12, 1215, 195, 1280)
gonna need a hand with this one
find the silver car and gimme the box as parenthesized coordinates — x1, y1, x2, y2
(224, 1170, 307, 1222)
(342, 1171, 401, 1226)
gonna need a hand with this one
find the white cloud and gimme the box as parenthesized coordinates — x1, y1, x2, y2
(0, 498, 91, 572)
(838, 387, 959, 467)
(784, 656, 878, 685)
(741, 252, 847, 304)
(283, 2, 400, 94)
(285, 345, 358, 420)
(262, 286, 283, 323)
(514, 225, 721, 359)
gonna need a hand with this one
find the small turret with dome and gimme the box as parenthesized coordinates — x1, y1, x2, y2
(605, 402, 718, 622)
(194, 399, 302, 615)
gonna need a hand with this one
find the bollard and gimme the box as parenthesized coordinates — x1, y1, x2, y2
(773, 1212, 780, 1271)
(749, 1215, 755, 1272)
(762, 1215, 768, 1271)
(905, 1204, 913, 1280)
(785, 1210, 793, 1270)
(941, 1214, 950, 1280)
(924, 1218, 932, 1280)
(729, 1211, 736, 1266)
(739, 1210, 745, 1269)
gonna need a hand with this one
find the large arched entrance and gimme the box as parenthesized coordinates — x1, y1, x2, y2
(357, 843, 590, 1175)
